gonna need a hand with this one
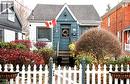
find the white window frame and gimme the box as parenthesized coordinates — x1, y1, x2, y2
(8, 8, 15, 22)
(36, 27, 52, 42)
(108, 16, 110, 27)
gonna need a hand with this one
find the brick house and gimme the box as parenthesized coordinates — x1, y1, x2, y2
(101, 0, 130, 52)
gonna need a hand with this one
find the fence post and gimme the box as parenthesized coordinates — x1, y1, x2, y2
(49, 57, 53, 84)
(81, 58, 86, 84)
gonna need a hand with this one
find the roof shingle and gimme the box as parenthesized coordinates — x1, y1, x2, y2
(28, 4, 100, 24)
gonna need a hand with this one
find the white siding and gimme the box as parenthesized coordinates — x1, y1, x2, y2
(4, 29, 15, 42)
(18, 32, 22, 40)
(29, 23, 53, 48)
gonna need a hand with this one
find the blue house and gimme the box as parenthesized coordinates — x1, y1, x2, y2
(28, 4, 100, 52)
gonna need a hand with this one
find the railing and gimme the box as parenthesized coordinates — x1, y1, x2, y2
(1, 64, 130, 84)
(125, 43, 130, 51)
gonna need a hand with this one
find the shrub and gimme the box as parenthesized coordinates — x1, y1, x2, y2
(76, 28, 121, 64)
(34, 41, 47, 49)
(107, 56, 130, 65)
(11, 40, 31, 49)
(0, 42, 26, 50)
(15, 43, 27, 50)
(38, 48, 55, 64)
(0, 48, 44, 65)
(75, 52, 96, 66)
(69, 42, 76, 57)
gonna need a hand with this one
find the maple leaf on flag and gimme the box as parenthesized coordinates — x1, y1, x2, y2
(45, 19, 57, 28)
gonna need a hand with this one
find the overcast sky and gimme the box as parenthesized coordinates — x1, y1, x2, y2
(23, 0, 122, 16)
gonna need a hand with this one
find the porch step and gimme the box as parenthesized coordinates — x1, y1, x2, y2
(57, 56, 70, 65)
(57, 51, 71, 57)
(55, 50, 75, 66)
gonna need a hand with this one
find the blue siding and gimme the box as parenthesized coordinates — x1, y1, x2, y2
(53, 7, 79, 50)
(57, 8, 75, 22)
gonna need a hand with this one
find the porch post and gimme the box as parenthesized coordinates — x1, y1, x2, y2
(81, 58, 86, 84)
(49, 57, 53, 84)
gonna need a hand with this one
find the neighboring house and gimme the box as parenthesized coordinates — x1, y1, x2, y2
(101, 0, 130, 52)
(0, 0, 23, 42)
(28, 4, 100, 51)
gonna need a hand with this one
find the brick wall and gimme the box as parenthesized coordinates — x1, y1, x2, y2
(101, 4, 130, 43)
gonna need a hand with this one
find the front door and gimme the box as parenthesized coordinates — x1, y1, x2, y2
(59, 24, 71, 50)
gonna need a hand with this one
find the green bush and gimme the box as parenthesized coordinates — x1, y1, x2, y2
(0, 42, 26, 50)
(107, 56, 130, 65)
(15, 43, 26, 50)
(11, 40, 31, 49)
(38, 48, 55, 64)
(75, 52, 96, 66)
(0, 42, 10, 48)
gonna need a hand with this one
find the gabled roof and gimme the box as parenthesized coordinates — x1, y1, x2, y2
(0, 3, 22, 32)
(28, 4, 100, 25)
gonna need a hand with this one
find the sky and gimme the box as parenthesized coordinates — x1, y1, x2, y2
(23, 0, 122, 16)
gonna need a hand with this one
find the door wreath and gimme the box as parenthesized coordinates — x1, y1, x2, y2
(62, 29, 69, 37)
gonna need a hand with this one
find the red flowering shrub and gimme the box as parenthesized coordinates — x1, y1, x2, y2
(11, 40, 31, 49)
(34, 41, 47, 49)
(0, 48, 44, 65)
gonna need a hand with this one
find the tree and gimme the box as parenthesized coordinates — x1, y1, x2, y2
(14, 0, 31, 39)
(75, 28, 121, 64)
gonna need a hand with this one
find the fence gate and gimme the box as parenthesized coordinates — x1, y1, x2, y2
(53, 65, 80, 84)
(49, 57, 85, 84)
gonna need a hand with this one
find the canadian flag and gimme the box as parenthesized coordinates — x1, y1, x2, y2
(45, 19, 57, 28)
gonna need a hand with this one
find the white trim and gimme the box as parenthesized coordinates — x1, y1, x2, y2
(55, 4, 79, 24)
(79, 21, 101, 26)
(29, 22, 53, 48)
(79, 23, 99, 26)
(123, 28, 130, 32)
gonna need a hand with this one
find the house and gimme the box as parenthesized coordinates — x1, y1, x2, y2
(101, 0, 130, 52)
(0, 0, 23, 42)
(28, 4, 100, 52)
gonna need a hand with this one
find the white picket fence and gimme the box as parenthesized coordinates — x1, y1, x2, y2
(0, 64, 130, 84)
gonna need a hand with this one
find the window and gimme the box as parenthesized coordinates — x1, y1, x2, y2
(15, 32, 18, 40)
(80, 26, 89, 35)
(8, 8, 15, 22)
(108, 16, 110, 27)
(1, 2, 8, 14)
(37, 27, 52, 42)
(0, 30, 4, 42)
(1, 1, 15, 22)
